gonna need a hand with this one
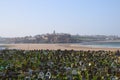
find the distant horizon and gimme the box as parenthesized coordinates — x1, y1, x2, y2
(1, 31, 120, 38)
(0, 0, 120, 37)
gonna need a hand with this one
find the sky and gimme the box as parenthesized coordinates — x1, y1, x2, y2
(0, 0, 120, 37)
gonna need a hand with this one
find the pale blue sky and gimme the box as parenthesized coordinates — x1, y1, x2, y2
(0, 0, 120, 37)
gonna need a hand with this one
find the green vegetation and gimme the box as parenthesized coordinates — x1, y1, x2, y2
(0, 49, 120, 79)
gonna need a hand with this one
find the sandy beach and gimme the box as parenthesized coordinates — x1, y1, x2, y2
(4, 43, 120, 51)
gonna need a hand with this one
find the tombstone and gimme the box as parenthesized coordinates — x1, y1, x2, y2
(110, 76, 116, 80)
(45, 71, 51, 80)
(67, 75, 72, 80)
(38, 71, 44, 79)
(25, 76, 31, 80)
(24, 72, 31, 80)
(0, 72, 4, 78)
(81, 64, 86, 71)
(79, 61, 82, 66)
(28, 68, 33, 77)
(66, 67, 71, 71)
(72, 69, 77, 75)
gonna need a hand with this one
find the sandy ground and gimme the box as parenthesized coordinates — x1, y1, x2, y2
(4, 43, 120, 51)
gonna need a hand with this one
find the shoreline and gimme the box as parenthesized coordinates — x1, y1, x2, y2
(2, 43, 120, 51)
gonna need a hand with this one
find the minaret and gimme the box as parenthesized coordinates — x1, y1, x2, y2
(53, 30, 56, 35)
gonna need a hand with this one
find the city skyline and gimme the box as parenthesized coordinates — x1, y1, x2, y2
(0, 0, 120, 37)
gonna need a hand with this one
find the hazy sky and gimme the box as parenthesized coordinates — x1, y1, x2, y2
(0, 0, 120, 37)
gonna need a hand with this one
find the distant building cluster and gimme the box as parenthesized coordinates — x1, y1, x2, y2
(3, 32, 74, 43)
(0, 32, 120, 43)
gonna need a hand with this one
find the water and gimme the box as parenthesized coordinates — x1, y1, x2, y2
(80, 41, 120, 48)
(0, 46, 6, 50)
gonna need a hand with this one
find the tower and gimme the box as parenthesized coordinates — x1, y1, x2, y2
(53, 30, 56, 34)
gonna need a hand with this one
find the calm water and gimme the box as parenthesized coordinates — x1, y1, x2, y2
(80, 42, 120, 48)
(0, 46, 6, 50)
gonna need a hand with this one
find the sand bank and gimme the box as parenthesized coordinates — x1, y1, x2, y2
(4, 43, 120, 51)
